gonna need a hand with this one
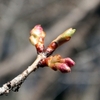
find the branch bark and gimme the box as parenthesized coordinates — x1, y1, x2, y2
(0, 53, 46, 95)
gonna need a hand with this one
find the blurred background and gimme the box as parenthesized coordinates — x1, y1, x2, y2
(0, 0, 100, 100)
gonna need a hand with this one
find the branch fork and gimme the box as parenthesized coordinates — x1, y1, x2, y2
(0, 25, 76, 95)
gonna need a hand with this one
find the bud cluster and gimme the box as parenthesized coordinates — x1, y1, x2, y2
(29, 25, 76, 73)
(40, 55, 75, 73)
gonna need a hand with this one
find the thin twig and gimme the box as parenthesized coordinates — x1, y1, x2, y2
(0, 53, 46, 95)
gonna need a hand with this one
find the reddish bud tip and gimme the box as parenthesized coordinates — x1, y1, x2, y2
(30, 25, 44, 36)
(34, 25, 43, 31)
(64, 58, 75, 67)
(56, 63, 71, 73)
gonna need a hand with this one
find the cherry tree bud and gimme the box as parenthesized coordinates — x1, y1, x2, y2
(40, 55, 75, 73)
(46, 28, 76, 56)
(53, 28, 75, 46)
(29, 25, 46, 53)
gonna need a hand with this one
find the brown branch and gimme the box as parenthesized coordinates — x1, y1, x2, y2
(0, 25, 76, 95)
(0, 53, 46, 95)
(0, 0, 99, 78)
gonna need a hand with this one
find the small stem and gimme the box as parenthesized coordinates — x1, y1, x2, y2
(0, 53, 46, 95)
(27, 53, 46, 73)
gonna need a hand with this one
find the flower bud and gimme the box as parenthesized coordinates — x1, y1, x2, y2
(29, 25, 46, 53)
(53, 28, 76, 46)
(40, 55, 75, 73)
(45, 28, 76, 56)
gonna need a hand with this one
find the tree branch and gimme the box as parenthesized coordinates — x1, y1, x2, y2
(0, 53, 46, 95)
(0, 25, 75, 95)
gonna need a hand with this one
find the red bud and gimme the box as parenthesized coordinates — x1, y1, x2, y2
(39, 55, 75, 73)
(29, 25, 46, 53)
